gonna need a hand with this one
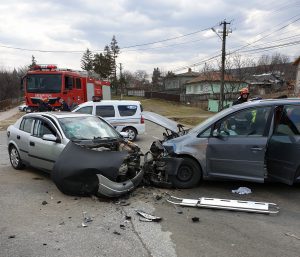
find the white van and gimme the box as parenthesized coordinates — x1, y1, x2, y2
(72, 100, 145, 141)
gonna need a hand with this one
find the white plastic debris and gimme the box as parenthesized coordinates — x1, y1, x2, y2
(232, 187, 252, 195)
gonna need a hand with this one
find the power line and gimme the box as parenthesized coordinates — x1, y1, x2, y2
(0, 25, 215, 54)
(170, 15, 300, 73)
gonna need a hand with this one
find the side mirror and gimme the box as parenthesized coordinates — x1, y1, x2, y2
(212, 129, 220, 137)
(120, 132, 129, 138)
(42, 134, 61, 143)
(212, 129, 225, 139)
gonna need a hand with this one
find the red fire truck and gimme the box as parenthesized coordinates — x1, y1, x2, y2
(22, 64, 111, 111)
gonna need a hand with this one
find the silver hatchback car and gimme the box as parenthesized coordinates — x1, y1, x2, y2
(143, 99, 300, 188)
(7, 112, 143, 197)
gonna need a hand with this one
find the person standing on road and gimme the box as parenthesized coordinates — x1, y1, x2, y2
(233, 87, 249, 105)
(38, 98, 53, 112)
(58, 98, 71, 111)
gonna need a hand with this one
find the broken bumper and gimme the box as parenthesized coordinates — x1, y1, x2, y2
(97, 168, 144, 197)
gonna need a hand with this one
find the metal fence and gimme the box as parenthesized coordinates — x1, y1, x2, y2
(145, 91, 180, 102)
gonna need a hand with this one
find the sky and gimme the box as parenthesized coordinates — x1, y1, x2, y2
(0, 0, 299, 77)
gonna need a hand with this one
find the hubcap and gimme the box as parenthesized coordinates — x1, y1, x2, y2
(10, 148, 19, 167)
(126, 129, 136, 140)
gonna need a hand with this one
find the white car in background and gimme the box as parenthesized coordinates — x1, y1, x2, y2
(18, 103, 28, 112)
(72, 100, 145, 141)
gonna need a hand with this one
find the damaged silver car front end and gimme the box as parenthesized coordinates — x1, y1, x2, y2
(142, 111, 196, 188)
(52, 138, 144, 198)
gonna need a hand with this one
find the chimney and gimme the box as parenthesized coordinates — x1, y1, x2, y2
(188, 68, 192, 73)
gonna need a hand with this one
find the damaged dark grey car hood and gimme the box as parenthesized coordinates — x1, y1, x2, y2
(52, 141, 144, 198)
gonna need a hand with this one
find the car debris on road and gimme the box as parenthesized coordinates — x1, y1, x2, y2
(135, 210, 162, 222)
(232, 187, 252, 195)
(167, 195, 280, 214)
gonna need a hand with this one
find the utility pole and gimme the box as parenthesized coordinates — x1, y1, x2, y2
(218, 20, 231, 111)
(119, 63, 123, 100)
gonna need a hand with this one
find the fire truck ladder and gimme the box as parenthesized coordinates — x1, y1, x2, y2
(167, 196, 279, 214)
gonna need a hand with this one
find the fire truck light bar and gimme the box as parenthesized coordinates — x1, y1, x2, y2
(33, 64, 57, 70)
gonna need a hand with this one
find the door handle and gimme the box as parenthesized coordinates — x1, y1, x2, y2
(251, 147, 263, 151)
(29, 141, 35, 146)
(17, 135, 20, 139)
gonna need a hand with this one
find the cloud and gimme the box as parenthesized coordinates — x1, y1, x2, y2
(0, 0, 299, 75)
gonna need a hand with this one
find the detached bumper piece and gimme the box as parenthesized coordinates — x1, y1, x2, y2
(167, 196, 279, 214)
(97, 168, 144, 198)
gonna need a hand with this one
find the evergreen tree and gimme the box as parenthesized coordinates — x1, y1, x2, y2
(28, 55, 37, 70)
(93, 53, 111, 79)
(152, 67, 161, 90)
(81, 48, 94, 73)
(110, 35, 120, 79)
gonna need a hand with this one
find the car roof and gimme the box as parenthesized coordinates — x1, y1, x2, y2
(23, 112, 94, 119)
(80, 100, 142, 106)
(230, 98, 300, 110)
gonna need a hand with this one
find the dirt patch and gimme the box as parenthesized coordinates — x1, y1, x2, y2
(0, 113, 24, 131)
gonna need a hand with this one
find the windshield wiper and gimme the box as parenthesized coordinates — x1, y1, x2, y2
(71, 137, 90, 142)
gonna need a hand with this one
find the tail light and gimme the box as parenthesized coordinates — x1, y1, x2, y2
(141, 116, 144, 124)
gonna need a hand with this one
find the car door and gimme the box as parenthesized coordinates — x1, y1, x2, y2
(266, 104, 300, 185)
(206, 106, 272, 182)
(16, 117, 34, 163)
(28, 118, 64, 171)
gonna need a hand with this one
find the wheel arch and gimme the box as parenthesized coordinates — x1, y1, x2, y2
(8, 141, 20, 153)
(122, 126, 138, 135)
(175, 154, 203, 179)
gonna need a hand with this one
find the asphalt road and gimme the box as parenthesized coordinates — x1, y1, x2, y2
(1, 120, 300, 257)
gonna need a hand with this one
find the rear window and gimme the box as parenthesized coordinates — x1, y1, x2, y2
(118, 105, 138, 117)
(75, 106, 93, 114)
(20, 118, 34, 133)
(96, 106, 115, 117)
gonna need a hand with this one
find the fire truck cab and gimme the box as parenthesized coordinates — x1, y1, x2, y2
(22, 64, 111, 111)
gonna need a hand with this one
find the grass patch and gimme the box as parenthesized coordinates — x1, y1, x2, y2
(173, 117, 207, 127)
(112, 95, 211, 117)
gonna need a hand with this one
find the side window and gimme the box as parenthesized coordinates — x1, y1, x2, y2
(20, 118, 34, 133)
(74, 106, 93, 114)
(75, 78, 81, 89)
(215, 107, 271, 137)
(197, 126, 212, 138)
(65, 76, 73, 90)
(118, 105, 137, 116)
(96, 106, 115, 117)
(33, 120, 56, 138)
(274, 105, 300, 135)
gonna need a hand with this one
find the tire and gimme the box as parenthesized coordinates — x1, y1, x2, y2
(9, 145, 24, 170)
(170, 158, 201, 189)
(123, 127, 137, 141)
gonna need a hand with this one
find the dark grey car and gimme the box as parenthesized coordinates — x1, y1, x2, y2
(143, 99, 300, 188)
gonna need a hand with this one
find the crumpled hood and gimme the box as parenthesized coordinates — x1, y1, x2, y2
(142, 111, 181, 133)
(52, 141, 130, 196)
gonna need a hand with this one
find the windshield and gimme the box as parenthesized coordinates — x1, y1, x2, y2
(26, 74, 62, 93)
(58, 116, 121, 140)
(189, 107, 235, 134)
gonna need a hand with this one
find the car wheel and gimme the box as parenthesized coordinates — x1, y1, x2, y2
(170, 158, 201, 189)
(9, 145, 24, 170)
(123, 127, 137, 141)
